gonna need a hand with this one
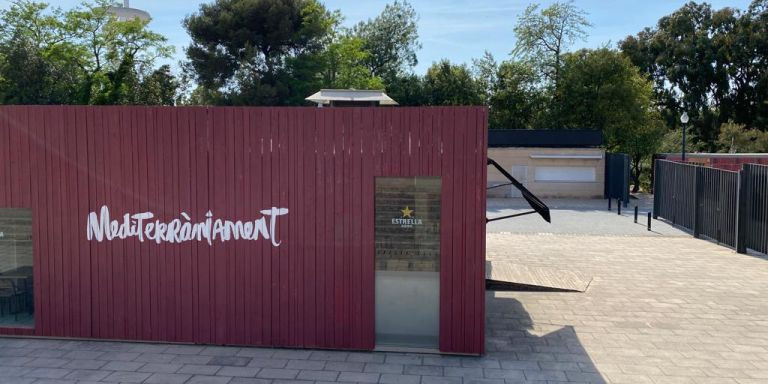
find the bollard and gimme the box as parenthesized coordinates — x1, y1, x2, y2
(617, 199, 621, 215)
(647, 212, 652, 231)
(634, 206, 638, 223)
(608, 198, 612, 211)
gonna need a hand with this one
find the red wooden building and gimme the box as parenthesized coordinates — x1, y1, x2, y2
(0, 106, 487, 355)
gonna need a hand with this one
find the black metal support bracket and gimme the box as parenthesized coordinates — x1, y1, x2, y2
(486, 158, 551, 224)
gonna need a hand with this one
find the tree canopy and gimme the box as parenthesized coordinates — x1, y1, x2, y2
(512, 1, 591, 89)
(0, 0, 176, 105)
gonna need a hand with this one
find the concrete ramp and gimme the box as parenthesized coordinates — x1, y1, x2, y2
(486, 261, 592, 292)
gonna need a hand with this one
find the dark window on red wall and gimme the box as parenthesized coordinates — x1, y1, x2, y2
(0, 208, 34, 327)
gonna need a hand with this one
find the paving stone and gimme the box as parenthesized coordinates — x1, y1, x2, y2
(286, 359, 326, 370)
(138, 362, 183, 373)
(444, 367, 484, 378)
(378, 373, 420, 384)
(201, 347, 241, 357)
(384, 354, 422, 365)
(0, 348, 32, 357)
(363, 362, 403, 374)
(25, 349, 65, 358)
(324, 361, 365, 372)
(63, 369, 110, 381)
(498, 360, 540, 370)
(171, 354, 214, 365)
(0, 357, 33, 366)
(247, 358, 288, 368)
(134, 353, 178, 363)
(347, 352, 386, 363)
(0, 377, 35, 384)
(128, 344, 169, 354)
(61, 359, 107, 370)
(308, 350, 349, 361)
(336, 371, 379, 383)
(422, 356, 462, 367)
(268, 380, 313, 384)
(236, 349, 276, 358)
(101, 361, 144, 371)
(462, 358, 501, 368)
(98, 351, 141, 361)
(23, 368, 70, 379)
(0, 367, 31, 377)
(22, 358, 68, 368)
(217, 367, 260, 377)
(61, 350, 104, 360)
(403, 364, 442, 376)
(209, 356, 253, 367)
(179, 364, 223, 375)
(165, 345, 207, 355)
(272, 350, 312, 360)
(296, 369, 339, 381)
(186, 375, 233, 384)
(256, 368, 299, 379)
(100, 370, 152, 383)
(144, 372, 193, 384)
(229, 379, 272, 384)
(483, 368, 525, 380)
(421, 376, 461, 384)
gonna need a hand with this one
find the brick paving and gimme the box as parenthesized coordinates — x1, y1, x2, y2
(1, 230, 767, 383)
(486, 233, 768, 384)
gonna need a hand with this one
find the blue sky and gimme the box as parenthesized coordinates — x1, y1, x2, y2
(2, 0, 755, 74)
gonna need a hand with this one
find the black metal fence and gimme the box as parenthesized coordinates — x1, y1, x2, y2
(738, 164, 768, 254)
(654, 160, 768, 254)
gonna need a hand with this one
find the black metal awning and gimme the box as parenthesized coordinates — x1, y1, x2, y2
(486, 158, 551, 223)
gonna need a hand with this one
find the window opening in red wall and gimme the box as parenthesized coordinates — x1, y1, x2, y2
(0, 208, 34, 327)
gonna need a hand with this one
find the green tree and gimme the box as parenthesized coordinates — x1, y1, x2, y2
(422, 59, 483, 106)
(0, 0, 176, 105)
(512, 1, 591, 89)
(488, 61, 545, 129)
(183, 0, 337, 105)
(0, 1, 82, 103)
(352, 0, 420, 81)
(556, 48, 663, 191)
(323, 36, 384, 90)
(717, 121, 768, 153)
(620, 1, 768, 149)
(472, 51, 498, 105)
(384, 73, 426, 106)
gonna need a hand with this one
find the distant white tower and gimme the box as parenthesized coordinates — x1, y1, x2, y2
(108, 0, 151, 22)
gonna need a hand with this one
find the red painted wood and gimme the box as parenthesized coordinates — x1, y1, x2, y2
(0, 106, 486, 355)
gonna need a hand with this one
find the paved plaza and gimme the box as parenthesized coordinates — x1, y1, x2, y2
(1, 201, 768, 383)
(486, 197, 687, 237)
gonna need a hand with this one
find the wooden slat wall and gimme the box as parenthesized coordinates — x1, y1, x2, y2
(0, 106, 487, 355)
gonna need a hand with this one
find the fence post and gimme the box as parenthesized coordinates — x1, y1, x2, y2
(693, 167, 702, 239)
(653, 160, 660, 219)
(647, 212, 652, 231)
(736, 167, 748, 254)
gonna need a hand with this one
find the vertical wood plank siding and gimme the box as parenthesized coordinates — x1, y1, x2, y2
(0, 106, 487, 355)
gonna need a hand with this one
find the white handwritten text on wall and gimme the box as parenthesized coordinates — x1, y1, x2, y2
(87, 206, 289, 246)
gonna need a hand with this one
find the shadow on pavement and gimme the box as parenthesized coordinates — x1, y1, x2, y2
(486, 292, 607, 383)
